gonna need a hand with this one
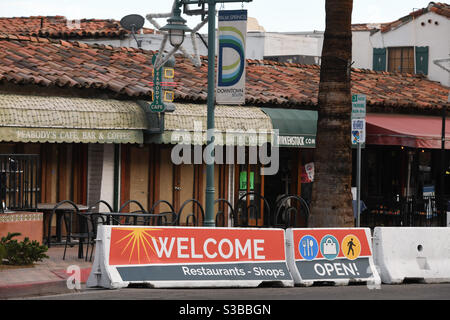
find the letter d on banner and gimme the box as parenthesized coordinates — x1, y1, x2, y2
(216, 10, 247, 105)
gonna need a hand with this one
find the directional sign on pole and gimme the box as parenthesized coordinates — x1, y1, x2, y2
(351, 94, 366, 145)
(352, 94, 366, 118)
(351, 118, 366, 144)
(351, 94, 366, 227)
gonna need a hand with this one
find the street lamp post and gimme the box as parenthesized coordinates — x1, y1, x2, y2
(204, 0, 217, 227)
(163, 0, 252, 227)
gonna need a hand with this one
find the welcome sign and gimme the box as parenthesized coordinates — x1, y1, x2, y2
(216, 10, 247, 105)
(87, 226, 293, 288)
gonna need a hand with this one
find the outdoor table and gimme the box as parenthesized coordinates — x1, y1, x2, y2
(38, 202, 89, 246)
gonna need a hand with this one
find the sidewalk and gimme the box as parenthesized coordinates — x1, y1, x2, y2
(0, 245, 93, 299)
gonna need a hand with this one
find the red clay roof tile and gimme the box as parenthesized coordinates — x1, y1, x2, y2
(0, 36, 448, 112)
(381, 2, 450, 33)
(0, 16, 155, 39)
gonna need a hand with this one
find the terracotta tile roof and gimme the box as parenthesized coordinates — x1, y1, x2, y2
(0, 16, 154, 39)
(0, 36, 448, 112)
(351, 23, 385, 32)
(381, 2, 450, 33)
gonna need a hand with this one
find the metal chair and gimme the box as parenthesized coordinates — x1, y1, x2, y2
(119, 200, 148, 225)
(214, 199, 235, 227)
(274, 194, 310, 228)
(84, 200, 112, 261)
(50, 200, 93, 261)
(149, 200, 177, 226)
(234, 192, 271, 227)
(176, 199, 205, 226)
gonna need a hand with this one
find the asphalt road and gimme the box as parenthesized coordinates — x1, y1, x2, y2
(28, 283, 450, 300)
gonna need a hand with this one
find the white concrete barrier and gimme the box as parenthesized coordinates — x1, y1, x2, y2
(373, 227, 450, 284)
(87, 225, 293, 289)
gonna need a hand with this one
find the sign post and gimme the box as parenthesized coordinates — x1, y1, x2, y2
(352, 94, 366, 227)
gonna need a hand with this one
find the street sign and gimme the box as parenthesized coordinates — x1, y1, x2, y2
(352, 94, 366, 119)
(351, 93, 366, 145)
(351, 118, 366, 144)
(351, 94, 367, 227)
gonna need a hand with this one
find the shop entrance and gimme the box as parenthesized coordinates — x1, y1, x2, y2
(264, 149, 293, 212)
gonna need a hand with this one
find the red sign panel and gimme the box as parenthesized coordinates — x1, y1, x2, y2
(292, 229, 372, 261)
(109, 227, 286, 266)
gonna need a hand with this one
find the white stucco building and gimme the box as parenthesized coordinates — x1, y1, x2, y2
(352, 2, 450, 87)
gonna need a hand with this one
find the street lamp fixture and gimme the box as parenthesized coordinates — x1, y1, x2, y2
(160, 5, 192, 47)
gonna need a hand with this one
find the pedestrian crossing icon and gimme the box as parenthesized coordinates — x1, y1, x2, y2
(341, 235, 361, 260)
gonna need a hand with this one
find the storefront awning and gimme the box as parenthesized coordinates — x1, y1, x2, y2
(260, 108, 317, 148)
(0, 94, 147, 144)
(366, 114, 450, 149)
(145, 103, 273, 146)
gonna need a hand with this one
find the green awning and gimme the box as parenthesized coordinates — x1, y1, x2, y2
(0, 94, 147, 144)
(0, 127, 143, 144)
(261, 108, 318, 148)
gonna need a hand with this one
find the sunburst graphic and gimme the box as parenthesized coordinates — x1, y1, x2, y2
(115, 228, 161, 264)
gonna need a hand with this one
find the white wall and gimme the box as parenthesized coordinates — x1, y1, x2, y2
(246, 32, 265, 60)
(352, 31, 373, 69)
(370, 11, 450, 86)
(263, 33, 322, 58)
(82, 33, 209, 57)
(100, 144, 115, 212)
(81, 31, 323, 62)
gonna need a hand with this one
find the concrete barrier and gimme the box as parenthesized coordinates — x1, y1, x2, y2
(285, 228, 380, 287)
(87, 225, 293, 289)
(373, 227, 450, 284)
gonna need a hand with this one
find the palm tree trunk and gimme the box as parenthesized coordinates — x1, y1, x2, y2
(309, 0, 354, 227)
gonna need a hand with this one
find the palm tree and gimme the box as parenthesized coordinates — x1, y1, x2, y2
(309, 0, 354, 227)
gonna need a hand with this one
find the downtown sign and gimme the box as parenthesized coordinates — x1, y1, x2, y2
(216, 10, 247, 105)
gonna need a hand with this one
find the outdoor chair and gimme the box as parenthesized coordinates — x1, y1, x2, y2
(214, 199, 235, 227)
(149, 200, 177, 226)
(119, 200, 148, 225)
(52, 200, 95, 261)
(176, 199, 205, 226)
(84, 200, 112, 261)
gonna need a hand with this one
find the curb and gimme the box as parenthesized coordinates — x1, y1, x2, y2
(0, 267, 91, 299)
(0, 279, 73, 299)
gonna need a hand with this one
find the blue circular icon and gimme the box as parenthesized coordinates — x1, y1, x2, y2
(298, 235, 319, 260)
(320, 235, 340, 260)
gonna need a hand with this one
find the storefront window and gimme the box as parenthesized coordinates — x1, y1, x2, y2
(418, 150, 434, 196)
(236, 161, 263, 226)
